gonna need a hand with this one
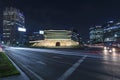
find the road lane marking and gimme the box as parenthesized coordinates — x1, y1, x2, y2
(57, 55, 87, 80)
(6, 52, 44, 80)
(22, 65, 45, 80)
(5, 53, 30, 80)
(36, 61, 47, 65)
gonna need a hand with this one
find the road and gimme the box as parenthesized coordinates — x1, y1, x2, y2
(3, 47, 120, 80)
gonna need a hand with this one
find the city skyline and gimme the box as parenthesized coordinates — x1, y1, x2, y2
(1, 0, 120, 41)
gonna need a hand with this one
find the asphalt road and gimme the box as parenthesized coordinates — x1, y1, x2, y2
(4, 47, 120, 80)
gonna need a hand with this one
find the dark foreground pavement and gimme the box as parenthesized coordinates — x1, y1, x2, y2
(3, 47, 120, 80)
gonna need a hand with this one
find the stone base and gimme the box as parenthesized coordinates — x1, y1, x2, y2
(32, 39, 79, 48)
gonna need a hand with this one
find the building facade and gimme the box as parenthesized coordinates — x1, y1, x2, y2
(89, 20, 120, 47)
(89, 26, 104, 44)
(3, 7, 26, 45)
(28, 32, 44, 41)
(103, 21, 120, 46)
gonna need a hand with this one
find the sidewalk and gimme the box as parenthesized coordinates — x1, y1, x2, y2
(0, 48, 30, 80)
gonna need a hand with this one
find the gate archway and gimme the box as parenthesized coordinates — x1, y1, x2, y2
(56, 42, 60, 46)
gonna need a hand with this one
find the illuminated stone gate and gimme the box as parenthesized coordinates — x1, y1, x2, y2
(31, 30, 79, 47)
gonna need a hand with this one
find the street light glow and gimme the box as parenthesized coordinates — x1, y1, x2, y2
(39, 30, 44, 34)
(18, 27, 26, 32)
(112, 48, 116, 52)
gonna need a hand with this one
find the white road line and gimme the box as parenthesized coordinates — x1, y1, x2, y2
(36, 61, 47, 65)
(22, 65, 44, 80)
(57, 55, 87, 80)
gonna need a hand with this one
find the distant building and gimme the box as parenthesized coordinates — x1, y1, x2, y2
(30, 30, 79, 47)
(71, 31, 82, 45)
(89, 26, 104, 44)
(28, 32, 44, 41)
(89, 20, 120, 47)
(104, 21, 120, 43)
(3, 7, 26, 45)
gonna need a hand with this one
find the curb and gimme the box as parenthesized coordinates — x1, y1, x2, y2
(4, 52, 30, 80)
(5, 51, 44, 80)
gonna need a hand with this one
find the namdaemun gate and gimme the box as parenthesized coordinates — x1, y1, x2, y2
(31, 30, 79, 48)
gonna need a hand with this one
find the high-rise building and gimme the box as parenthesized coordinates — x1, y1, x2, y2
(3, 7, 26, 45)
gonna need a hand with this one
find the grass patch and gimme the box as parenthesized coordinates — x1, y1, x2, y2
(0, 52, 20, 78)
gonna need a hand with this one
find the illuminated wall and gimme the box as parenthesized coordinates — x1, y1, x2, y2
(33, 39, 79, 47)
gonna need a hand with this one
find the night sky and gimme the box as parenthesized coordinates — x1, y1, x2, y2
(1, 0, 120, 41)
